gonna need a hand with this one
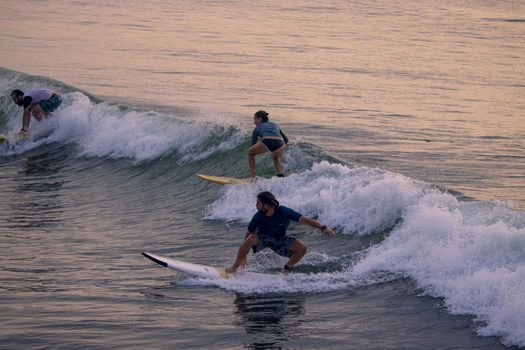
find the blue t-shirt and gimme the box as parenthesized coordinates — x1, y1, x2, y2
(251, 122, 289, 145)
(248, 205, 302, 239)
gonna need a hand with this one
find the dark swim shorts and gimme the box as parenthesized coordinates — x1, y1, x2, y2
(253, 234, 296, 257)
(262, 138, 284, 152)
(39, 94, 62, 113)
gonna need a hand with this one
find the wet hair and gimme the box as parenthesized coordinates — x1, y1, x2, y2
(257, 191, 279, 208)
(254, 110, 269, 123)
(11, 89, 24, 98)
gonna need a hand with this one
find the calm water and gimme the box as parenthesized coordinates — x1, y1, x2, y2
(0, 0, 524, 349)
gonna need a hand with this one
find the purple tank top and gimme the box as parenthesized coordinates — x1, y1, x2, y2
(26, 88, 53, 102)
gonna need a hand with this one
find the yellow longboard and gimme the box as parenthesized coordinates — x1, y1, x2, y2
(196, 173, 250, 185)
(0, 132, 27, 143)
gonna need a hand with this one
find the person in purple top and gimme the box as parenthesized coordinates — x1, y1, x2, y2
(226, 191, 335, 274)
(248, 110, 289, 180)
(11, 88, 62, 134)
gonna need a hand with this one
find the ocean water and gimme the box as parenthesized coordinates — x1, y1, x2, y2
(0, 0, 524, 349)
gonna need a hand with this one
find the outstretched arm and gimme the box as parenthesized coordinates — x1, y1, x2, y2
(279, 129, 289, 144)
(298, 216, 335, 236)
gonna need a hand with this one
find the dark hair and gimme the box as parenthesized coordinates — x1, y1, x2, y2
(254, 110, 269, 123)
(257, 191, 279, 208)
(11, 89, 24, 98)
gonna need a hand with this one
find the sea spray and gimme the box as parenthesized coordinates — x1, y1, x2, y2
(205, 160, 525, 346)
(1, 92, 245, 162)
(353, 197, 525, 347)
(205, 161, 423, 235)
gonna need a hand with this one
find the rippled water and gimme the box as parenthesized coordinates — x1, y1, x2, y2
(0, 0, 524, 349)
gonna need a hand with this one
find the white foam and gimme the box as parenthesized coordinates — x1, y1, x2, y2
(205, 161, 424, 235)
(177, 251, 395, 294)
(182, 271, 354, 294)
(206, 161, 525, 346)
(177, 249, 382, 294)
(353, 198, 525, 346)
(2, 92, 245, 162)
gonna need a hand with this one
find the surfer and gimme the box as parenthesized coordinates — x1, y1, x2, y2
(249, 110, 288, 180)
(226, 191, 335, 274)
(11, 88, 62, 135)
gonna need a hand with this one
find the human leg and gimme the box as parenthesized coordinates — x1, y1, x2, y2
(31, 104, 45, 121)
(264, 236, 306, 272)
(248, 142, 269, 179)
(226, 234, 260, 273)
(39, 94, 62, 115)
(286, 239, 307, 269)
(271, 144, 286, 175)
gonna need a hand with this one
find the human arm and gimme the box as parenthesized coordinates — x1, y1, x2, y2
(279, 129, 289, 144)
(251, 127, 259, 146)
(21, 107, 31, 132)
(298, 216, 335, 236)
(20, 95, 35, 132)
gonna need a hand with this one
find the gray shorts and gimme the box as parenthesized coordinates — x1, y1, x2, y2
(39, 94, 62, 113)
(253, 234, 296, 257)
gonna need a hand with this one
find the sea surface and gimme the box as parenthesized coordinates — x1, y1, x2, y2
(0, 1, 524, 349)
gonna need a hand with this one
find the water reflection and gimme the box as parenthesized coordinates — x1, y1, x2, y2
(234, 293, 305, 350)
(8, 150, 67, 229)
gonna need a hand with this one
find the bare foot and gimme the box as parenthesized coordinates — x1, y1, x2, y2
(225, 266, 237, 273)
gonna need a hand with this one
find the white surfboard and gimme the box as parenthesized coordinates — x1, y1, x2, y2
(142, 252, 268, 280)
(196, 173, 250, 185)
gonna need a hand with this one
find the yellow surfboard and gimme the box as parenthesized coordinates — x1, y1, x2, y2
(0, 132, 27, 143)
(196, 173, 250, 185)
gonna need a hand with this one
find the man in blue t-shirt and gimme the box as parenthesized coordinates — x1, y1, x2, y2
(226, 191, 335, 274)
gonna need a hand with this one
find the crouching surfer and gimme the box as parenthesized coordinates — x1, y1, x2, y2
(11, 88, 62, 137)
(226, 191, 335, 274)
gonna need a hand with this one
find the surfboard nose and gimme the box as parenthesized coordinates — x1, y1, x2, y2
(142, 252, 168, 267)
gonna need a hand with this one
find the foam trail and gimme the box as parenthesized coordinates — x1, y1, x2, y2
(178, 250, 395, 294)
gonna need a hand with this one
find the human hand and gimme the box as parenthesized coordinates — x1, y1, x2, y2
(322, 226, 335, 237)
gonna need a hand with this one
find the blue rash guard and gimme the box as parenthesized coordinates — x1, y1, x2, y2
(247, 205, 303, 257)
(248, 205, 302, 239)
(251, 121, 289, 146)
